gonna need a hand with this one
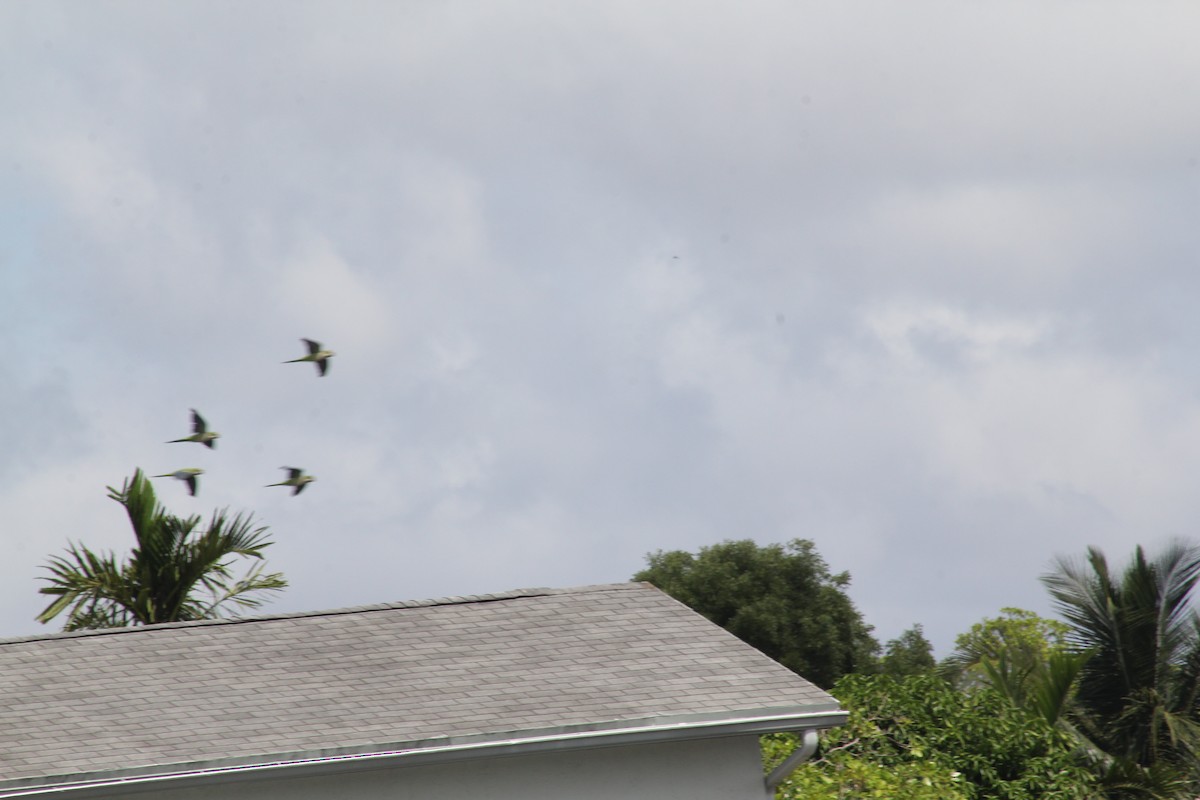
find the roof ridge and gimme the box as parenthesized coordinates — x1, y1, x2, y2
(0, 582, 641, 646)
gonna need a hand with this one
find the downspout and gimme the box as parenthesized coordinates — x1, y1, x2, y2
(764, 728, 820, 793)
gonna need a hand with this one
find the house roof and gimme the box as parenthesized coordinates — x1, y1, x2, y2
(0, 582, 844, 796)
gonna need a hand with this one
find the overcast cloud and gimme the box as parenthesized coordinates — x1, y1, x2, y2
(4, 1, 1200, 655)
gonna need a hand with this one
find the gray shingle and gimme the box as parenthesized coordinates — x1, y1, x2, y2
(0, 582, 838, 789)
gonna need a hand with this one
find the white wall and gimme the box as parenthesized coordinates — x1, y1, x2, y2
(99, 735, 770, 800)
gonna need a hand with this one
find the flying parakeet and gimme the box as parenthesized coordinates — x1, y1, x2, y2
(285, 338, 335, 377)
(154, 468, 204, 497)
(267, 466, 315, 495)
(167, 409, 220, 449)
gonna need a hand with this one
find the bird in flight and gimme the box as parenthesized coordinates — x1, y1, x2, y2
(154, 468, 204, 497)
(285, 338, 335, 376)
(267, 467, 316, 495)
(167, 409, 220, 449)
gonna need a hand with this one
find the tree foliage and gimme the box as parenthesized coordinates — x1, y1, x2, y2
(1042, 542, 1200, 794)
(941, 607, 1090, 727)
(37, 469, 287, 630)
(764, 730, 967, 800)
(634, 539, 878, 687)
(881, 624, 936, 677)
(944, 607, 1071, 683)
(772, 674, 1096, 800)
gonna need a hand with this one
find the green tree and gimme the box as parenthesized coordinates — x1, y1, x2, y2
(772, 674, 1096, 800)
(37, 469, 287, 630)
(942, 608, 1089, 727)
(764, 729, 967, 800)
(634, 539, 878, 687)
(881, 624, 936, 677)
(944, 608, 1071, 684)
(1042, 542, 1200, 795)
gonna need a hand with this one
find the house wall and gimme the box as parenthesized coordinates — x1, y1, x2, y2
(97, 735, 771, 800)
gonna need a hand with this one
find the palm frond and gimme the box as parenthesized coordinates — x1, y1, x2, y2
(1042, 542, 1200, 780)
(199, 562, 288, 617)
(37, 469, 288, 630)
(1029, 649, 1091, 728)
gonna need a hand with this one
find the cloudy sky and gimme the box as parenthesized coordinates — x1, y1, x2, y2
(4, 2, 1200, 655)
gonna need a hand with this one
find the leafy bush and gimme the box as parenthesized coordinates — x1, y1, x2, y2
(768, 674, 1095, 800)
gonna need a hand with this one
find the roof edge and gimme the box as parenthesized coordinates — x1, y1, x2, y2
(0, 583, 646, 646)
(0, 706, 847, 798)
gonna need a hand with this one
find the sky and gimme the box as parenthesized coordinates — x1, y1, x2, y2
(3, 2, 1200, 657)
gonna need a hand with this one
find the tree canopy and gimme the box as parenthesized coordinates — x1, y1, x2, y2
(37, 469, 287, 630)
(635, 537, 1200, 798)
(634, 538, 878, 687)
(881, 623, 936, 677)
(943, 607, 1071, 684)
(1042, 541, 1200, 795)
(772, 673, 1097, 800)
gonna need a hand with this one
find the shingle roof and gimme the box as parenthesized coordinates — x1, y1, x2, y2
(0, 582, 841, 793)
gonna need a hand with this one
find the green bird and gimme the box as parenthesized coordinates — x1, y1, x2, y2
(267, 467, 315, 496)
(153, 468, 204, 497)
(285, 338, 335, 377)
(167, 409, 220, 449)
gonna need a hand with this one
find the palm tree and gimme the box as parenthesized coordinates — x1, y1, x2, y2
(940, 608, 1081, 713)
(1042, 542, 1200, 796)
(37, 469, 287, 630)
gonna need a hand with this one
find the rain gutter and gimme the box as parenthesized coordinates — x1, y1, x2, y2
(0, 709, 847, 799)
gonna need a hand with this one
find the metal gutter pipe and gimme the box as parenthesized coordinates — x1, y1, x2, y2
(764, 729, 821, 792)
